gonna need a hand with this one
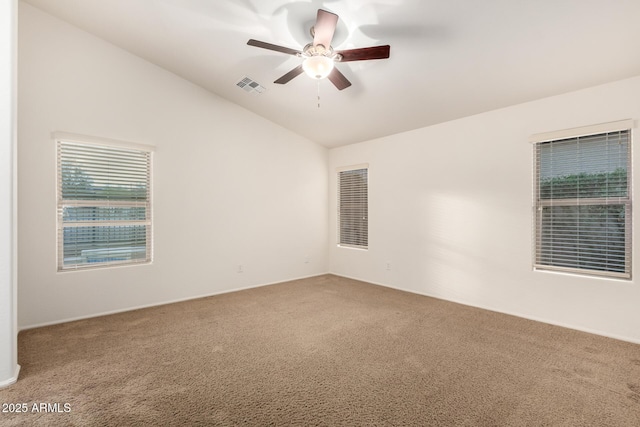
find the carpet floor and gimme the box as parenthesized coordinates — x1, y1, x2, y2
(1, 274, 639, 426)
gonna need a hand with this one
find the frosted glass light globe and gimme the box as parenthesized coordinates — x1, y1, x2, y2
(302, 55, 334, 79)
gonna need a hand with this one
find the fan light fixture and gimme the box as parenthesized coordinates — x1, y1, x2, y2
(246, 9, 391, 90)
(302, 55, 334, 79)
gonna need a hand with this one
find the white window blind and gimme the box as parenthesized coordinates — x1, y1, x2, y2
(338, 167, 368, 249)
(57, 139, 152, 271)
(533, 129, 631, 279)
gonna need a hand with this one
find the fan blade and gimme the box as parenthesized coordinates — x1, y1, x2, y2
(274, 65, 304, 84)
(247, 39, 301, 56)
(313, 9, 338, 48)
(328, 67, 351, 90)
(336, 45, 390, 62)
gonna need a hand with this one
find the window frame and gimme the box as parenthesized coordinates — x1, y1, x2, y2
(337, 164, 369, 250)
(55, 132, 154, 272)
(530, 120, 634, 279)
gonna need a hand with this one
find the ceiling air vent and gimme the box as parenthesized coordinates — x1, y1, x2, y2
(236, 76, 266, 95)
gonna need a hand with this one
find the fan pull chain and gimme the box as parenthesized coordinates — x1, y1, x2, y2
(317, 80, 321, 108)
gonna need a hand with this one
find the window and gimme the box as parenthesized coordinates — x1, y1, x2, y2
(338, 165, 368, 249)
(56, 135, 153, 271)
(532, 121, 632, 279)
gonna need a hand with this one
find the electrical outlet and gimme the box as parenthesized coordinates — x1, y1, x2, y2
(386, 262, 392, 271)
(237, 264, 243, 273)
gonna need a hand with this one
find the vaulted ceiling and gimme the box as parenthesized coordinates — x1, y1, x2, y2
(22, 0, 640, 147)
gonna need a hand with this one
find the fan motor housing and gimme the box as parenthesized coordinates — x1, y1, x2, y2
(300, 43, 342, 62)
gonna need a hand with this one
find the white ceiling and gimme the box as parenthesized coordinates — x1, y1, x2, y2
(22, 0, 640, 148)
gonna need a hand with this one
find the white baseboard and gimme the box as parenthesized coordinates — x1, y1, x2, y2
(20, 272, 331, 331)
(0, 364, 20, 389)
(330, 273, 640, 345)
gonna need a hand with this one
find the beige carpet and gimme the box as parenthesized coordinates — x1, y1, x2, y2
(1, 274, 639, 426)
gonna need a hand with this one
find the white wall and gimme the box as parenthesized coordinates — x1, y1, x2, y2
(329, 75, 640, 343)
(0, 0, 19, 388)
(18, 3, 328, 329)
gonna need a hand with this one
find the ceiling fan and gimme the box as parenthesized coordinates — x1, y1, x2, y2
(247, 9, 390, 90)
